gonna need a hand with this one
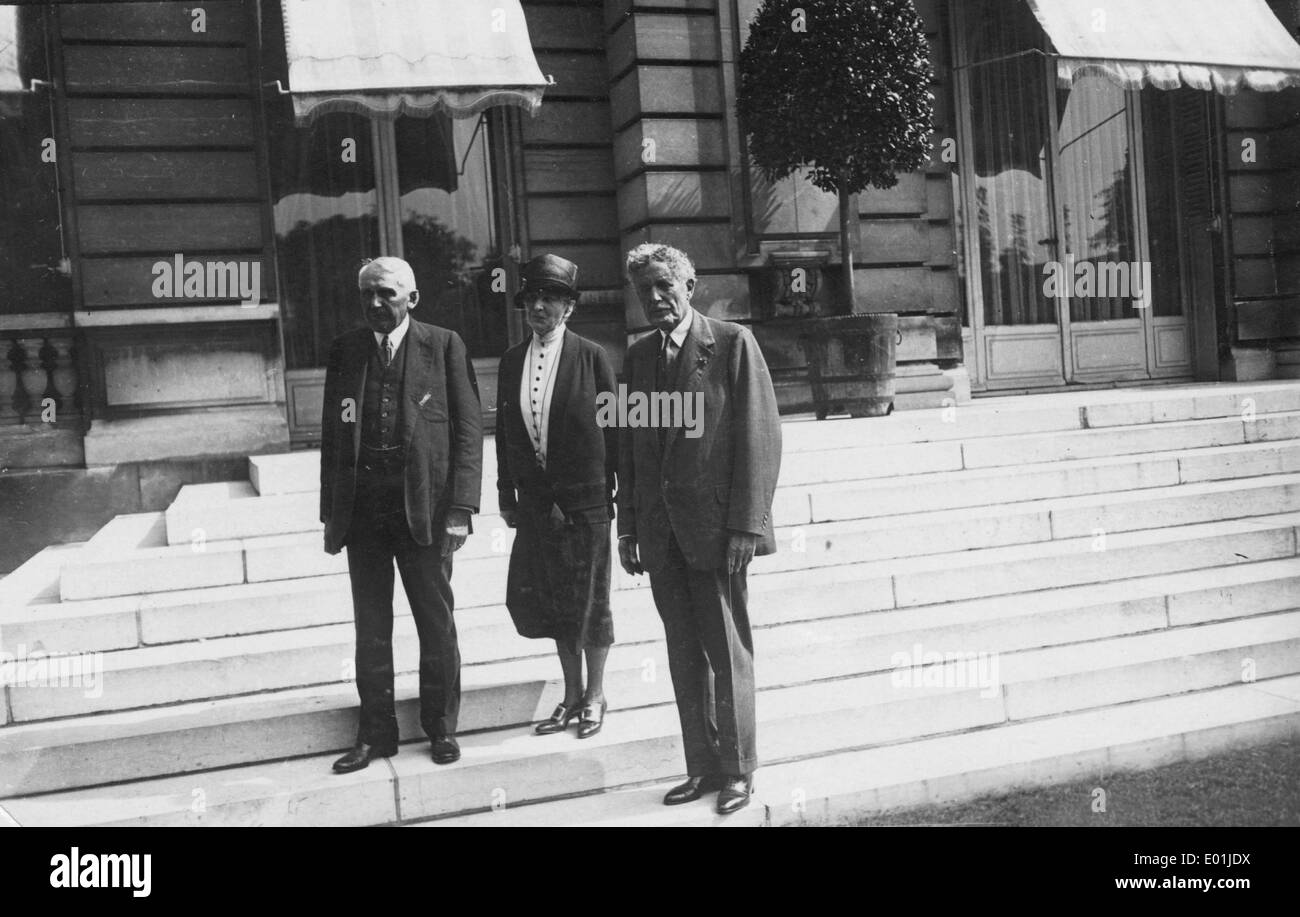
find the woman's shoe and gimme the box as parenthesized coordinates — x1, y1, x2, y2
(534, 701, 581, 735)
(576, 698, 607, 739)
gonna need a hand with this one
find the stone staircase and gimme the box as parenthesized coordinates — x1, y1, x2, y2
(3, 381, 1300, 827)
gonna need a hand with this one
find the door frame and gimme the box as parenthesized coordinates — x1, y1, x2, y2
(1050, 75, 1164, 387)
(954, 30, 1196, 391)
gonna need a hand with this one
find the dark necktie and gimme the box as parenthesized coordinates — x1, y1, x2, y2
(380, 335, 393, 368)
(656, 332, 674, 392)
(656, 333, 673, 450)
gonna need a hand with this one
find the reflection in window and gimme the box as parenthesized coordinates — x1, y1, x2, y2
(964, 0, 1055, 327)
(398, 115, 506, 357)
(749, 167, 840, 237)
(267, 107, 382, 370)
(0, 5, 68, 315)
(1056, 76, 1139, 322)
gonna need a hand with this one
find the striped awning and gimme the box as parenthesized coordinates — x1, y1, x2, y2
(280, 0, 548, 123)
(1027, 0, 1300, 93)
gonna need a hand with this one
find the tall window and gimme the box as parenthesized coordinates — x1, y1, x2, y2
(260, 2, 506, 368)
(0, 4, 68, 315)
(1055, 74, 1141, 322)
(736, 0, 841, 242)
(962, 0, 1055, 327)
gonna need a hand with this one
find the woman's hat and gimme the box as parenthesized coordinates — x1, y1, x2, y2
(518, 254, 579, 300)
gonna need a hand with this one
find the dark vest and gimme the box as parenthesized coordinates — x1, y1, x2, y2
(360, 334, 406, 450)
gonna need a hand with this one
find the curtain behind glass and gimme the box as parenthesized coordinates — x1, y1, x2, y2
(399, 116, 504, 358)
(266, 102, 381, 370)
(965, 0, 1056, 327)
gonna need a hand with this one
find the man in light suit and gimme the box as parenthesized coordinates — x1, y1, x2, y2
(320, 256, 483, 773)
(617, 243, 782, 814)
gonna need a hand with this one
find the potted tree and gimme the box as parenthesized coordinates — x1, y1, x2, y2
(738, 0, 934, 418)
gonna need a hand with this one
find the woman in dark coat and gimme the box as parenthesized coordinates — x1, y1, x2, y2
(496, 254, 618, 738)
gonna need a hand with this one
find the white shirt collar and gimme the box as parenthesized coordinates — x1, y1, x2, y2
(533, 324, 565, 347)
(659, 306, 693, 349)
(373, 313, 411, 352)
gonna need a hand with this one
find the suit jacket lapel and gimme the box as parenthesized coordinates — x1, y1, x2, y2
(503, 339, 532, 454)
(663, 310, 713, 459)
(503, 339, 523, 427)
(640, 333, 664, 465)
(401, 320, 431, 450)
(350, 331, 369, 465)
(546, 330, 578, 467)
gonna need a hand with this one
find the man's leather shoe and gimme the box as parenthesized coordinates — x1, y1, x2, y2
(431, 735, 460, 765)
(332, 741, 397, 774)
(716, 775, 754, 815)
(662, 774, 724, 806)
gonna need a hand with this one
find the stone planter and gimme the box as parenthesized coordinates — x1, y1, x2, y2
(800, 313, 900, 419)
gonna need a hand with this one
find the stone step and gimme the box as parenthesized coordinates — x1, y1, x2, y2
(0, 543, 84, 609)
(192, 468, 1300, 574)
(424, 673, 1300, 827)
(774, 412, 1300, 486)
(416, 782, 767, 827)
(167, 437, 1300, 543)
(759, 473, 1300, 575)
(243, 382, 1300, 498)
(19, 503, 1300, 660)
(165, 482, 318, 546)
(252, 447, 507, 512)
(5, 560, 1299, 794)
(53, 469, 1300, 603)
(786, 439, 1300, 526)
(14, 504, 1300, 660)
(8, 660, 1299, 827)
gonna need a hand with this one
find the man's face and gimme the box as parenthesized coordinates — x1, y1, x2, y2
(358, 267, 417, 335)
(521, 288, 574, 338)
(630, 261, 694, 333)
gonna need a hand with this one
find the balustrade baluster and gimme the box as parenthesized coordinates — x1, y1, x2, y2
(16, 337, 47, 423)
(0, 337, 18, 424)
(47, 336, 79, 418)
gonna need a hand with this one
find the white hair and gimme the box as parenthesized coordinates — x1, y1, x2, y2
(625, 243, 695, 284)
(358, 256, 417, 291)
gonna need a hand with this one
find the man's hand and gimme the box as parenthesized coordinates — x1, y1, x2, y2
(500, 509, 517, 529)
(725, 531, 758, 574)
(442, 508, 471, 556)
(618, 535, 644, 576)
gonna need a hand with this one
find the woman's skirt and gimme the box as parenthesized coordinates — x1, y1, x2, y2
(505, 495, 614, 652)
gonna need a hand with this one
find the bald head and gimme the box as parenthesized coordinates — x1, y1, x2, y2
(357, 256, 419, 335)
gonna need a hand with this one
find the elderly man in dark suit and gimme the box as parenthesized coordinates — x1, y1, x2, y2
(320, 256, 483, 774)
(617, 243, 782, 814)
(496, 254, 619, 739)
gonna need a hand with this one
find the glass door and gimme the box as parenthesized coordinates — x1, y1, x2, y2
(1051, 74, 1151, 383)
(955, 0, 1194, 390)
(958, 0, 1067, 388)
